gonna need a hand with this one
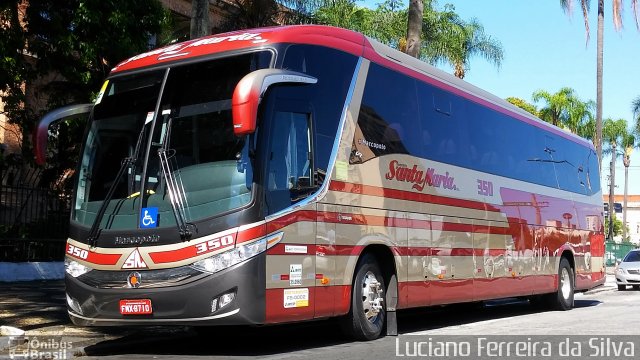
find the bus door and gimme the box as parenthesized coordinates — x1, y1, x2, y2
(262, 94, 318, 322)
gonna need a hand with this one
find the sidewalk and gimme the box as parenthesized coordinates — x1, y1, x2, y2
(0, 280, 130, 357)
(0, 262, 64, 282)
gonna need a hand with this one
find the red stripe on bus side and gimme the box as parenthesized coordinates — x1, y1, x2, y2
(398, 274, 559, 309)
(329, 181, 500, 212)
(236, 224, 266, 244)
(266, 210, 316, 233)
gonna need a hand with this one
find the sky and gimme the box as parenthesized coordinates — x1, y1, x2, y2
(361, 0, 640, 197)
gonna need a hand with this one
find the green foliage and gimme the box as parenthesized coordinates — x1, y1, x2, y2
(531, 87, 595, 140)
(605, 214, 624, 239)
(602, 118, 628, 155)
(0, 0, 169, 181)
(506, 97, 539, 117)
(632, 95, 640, 135)
(311, 0, 503, 79)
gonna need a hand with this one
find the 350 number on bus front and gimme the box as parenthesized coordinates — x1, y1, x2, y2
(195, 235, 234, 254)
(67, 244, 89, 259)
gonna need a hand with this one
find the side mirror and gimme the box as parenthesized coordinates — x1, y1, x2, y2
(231, 69, 317, 136)
(34, 104, 93, 165)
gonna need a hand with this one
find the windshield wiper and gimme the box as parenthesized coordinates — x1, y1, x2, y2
(87, 156, 134, 248)
(157, 115, 196, 240)
(87, 124, 149, 248)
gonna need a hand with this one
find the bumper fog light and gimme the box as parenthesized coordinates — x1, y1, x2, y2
(211, 291, 236, 313)
(219, 292, 235, 309)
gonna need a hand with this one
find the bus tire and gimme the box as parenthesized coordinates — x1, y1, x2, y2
(552, 257, 574, 310)
(341, 254, 386, 341)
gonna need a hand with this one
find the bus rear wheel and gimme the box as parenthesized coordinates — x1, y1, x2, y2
(341, 254, 386, 341)
(530, 258, 574, 310)
(548, 257, 575, 310)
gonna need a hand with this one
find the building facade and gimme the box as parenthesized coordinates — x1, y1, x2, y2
(604, 194, 640, 244)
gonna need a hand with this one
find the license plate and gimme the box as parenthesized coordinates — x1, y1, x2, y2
(119, 299, 153, 315)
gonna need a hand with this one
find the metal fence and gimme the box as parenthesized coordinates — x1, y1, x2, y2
(605, 240, 638, 266)
(0, 163, 70, 261)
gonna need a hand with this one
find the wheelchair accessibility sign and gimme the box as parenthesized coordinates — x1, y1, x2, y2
(140, 207, 158, 228)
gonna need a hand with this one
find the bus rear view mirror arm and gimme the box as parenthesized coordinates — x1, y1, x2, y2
(34, 103, 93, 166)
(231, 69, 317, 136)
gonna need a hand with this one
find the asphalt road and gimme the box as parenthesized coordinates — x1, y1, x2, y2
(2, 275, 638, 360)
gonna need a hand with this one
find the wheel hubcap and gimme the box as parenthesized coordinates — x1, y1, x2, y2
(560, 267, 571, 300)
(361, 271, 384, 323)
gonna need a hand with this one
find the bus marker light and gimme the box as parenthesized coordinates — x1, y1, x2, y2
(320, 277, 330, 285)
(437, 274, 445, 279)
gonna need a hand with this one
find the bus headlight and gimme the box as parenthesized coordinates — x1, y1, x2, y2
(65, 258, 93, 278)
(191, 238, 267, 274)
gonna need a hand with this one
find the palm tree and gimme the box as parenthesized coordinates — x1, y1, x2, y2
(532, 87, 576, 127)
(621, 132, 635, 241)
(577, 117, 597, 144)
(560, 0, 640, 168)
(566, 98, 595, 135)
(602, 118, 628, 240)
(406, 0, 424, 58)
(446, 18, 504, 79)
(633, 95, 640, 133)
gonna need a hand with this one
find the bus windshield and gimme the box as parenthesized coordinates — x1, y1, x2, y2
(73, 51, 272, 230)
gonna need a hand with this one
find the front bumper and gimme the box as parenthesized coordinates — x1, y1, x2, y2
(615, 271, 640, 286)
(66, 253, 266, 326)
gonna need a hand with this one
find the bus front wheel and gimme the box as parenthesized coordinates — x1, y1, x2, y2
(341, 254, 386, 341)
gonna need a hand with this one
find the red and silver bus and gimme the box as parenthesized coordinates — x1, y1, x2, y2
(35, 25, 605, 341)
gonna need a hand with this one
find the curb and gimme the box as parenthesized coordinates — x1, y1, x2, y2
(0, 262, 64, 282)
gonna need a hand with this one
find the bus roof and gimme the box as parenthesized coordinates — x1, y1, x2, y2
(111, 25, 594, 150)
(111, 25, 367, 73)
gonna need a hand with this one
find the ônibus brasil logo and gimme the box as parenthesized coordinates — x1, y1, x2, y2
(385, 160, 458, 192)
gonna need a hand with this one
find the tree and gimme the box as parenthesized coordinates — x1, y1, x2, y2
(604, 213, 624, 239)
(560, 0, 640, 169)
(406, 0, 424, 58)
(0, 0, 168, 183)
(314, 1, 503, 79)
(621, 132, 635, 241)
(506, 97, 539, 117)
(444, 18, 503, 79)
(314, 0, 368, 30)
(218, 0, 330, 31)
(191, 0, 210, 38)
(602, 118, 628, 240)
(566, 97, 595, 134)
(633, 95, 640, 133)
(532, 87, 576, 127)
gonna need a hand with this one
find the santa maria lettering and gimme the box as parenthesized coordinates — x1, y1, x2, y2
(385, 160, 458, 192)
